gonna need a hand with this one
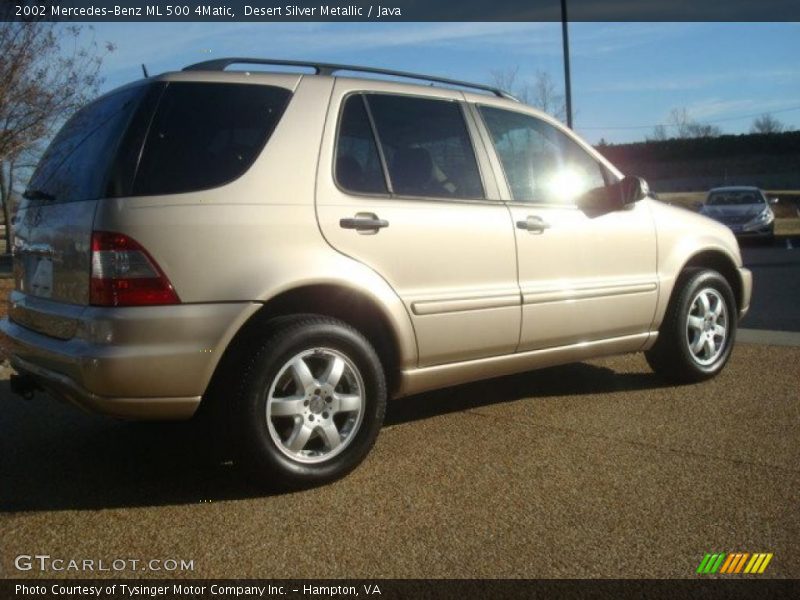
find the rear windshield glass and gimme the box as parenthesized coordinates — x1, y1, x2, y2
(25, 85, 148, 204)
(133, 82, 291, 195)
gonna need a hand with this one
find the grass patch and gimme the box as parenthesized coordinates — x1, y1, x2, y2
(776, 219, 800, 236)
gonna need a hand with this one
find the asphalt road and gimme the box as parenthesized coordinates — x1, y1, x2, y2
(1, 343, 798, 579)
(740, 238, 800, 332)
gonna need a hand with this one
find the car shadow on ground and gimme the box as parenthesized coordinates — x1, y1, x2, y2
(0, 362, 671, 512)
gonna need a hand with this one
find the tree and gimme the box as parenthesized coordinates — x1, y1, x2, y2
(667, 107, 722, 139)
(489, 67, 566, 122)
(647, 124, 669, 142)
(0, 22, 114, 254)
(751, 113, 784, 134)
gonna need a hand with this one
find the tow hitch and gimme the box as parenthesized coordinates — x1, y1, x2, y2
(9, 373, 40, 400)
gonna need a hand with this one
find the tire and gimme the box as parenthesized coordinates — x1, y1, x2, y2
(233, 315, 387, 489)
(645, 269, 737, 383)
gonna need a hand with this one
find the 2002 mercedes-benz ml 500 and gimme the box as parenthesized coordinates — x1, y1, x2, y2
(1, 59, 752, 487)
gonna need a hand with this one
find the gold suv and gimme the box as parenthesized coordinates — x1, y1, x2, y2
(1, 59, 752, 487)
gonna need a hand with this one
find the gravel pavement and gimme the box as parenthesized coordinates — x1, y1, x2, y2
(1, 344, 797, 579)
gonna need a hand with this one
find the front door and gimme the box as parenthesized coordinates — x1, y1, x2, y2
(474, 103, 658, 352)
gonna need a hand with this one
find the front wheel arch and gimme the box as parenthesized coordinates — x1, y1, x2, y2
(679, 250, 743, 314)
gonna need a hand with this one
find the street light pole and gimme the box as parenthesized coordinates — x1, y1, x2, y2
(560, 0, 573, 128)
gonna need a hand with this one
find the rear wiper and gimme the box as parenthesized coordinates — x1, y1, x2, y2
(22, 189, 56, 202)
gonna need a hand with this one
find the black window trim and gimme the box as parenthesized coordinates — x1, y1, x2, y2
(332, 90, 494, 205)
(129, 82, 167, 192)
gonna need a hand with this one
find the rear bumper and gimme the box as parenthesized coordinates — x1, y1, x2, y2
(9, 355, 200, 420)
(0, 301, 261, 420)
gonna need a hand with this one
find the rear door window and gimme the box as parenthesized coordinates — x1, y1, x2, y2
(361, 94, 484, 200)
(335, 95, 388, 194)
(336, 94, 484, 199)
(133, 82, 291, 195)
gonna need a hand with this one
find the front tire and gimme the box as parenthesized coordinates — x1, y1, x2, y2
(645, 269, 737, 383)
(234, 315, 387, 489)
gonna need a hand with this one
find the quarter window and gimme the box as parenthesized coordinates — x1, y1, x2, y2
(133, 82, 291, 195)
(479, 106, 609, 204)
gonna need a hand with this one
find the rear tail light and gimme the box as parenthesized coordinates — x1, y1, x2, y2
(90, 231, 180, 307)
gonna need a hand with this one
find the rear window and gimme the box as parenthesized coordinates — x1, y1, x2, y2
(133, 82, 291, 195)
(25, 85, 148, 204)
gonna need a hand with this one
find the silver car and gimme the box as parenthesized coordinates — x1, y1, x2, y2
(1, 59, 752, 487)
(699, 186, 776, 242)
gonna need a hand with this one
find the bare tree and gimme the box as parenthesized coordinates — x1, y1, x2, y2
(647, 124, 669, 142)
(668, 108, 693, 138)
(0, 22, 114, 253)
(751, 113, 784, 134)
(667, 107, 721, 139)
(489, 67, 566, 122)
(685, 122, 722, 138)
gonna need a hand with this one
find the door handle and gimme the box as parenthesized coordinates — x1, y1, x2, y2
(516, 215, 550, 234)
(340, 213, 389, 233)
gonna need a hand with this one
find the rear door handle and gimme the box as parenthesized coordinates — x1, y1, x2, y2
(340, 213, 389, 234)
(516, 215, 550, 234)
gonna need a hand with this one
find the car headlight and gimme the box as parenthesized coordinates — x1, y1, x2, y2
(748, 208, 774, 226)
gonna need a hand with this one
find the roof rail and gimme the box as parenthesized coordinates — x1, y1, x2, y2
(182, 57, 518, 101)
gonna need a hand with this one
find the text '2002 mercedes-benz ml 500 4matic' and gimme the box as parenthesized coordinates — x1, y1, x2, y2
(1, 59, 752, 488)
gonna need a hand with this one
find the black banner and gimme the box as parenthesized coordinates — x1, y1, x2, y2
(3, 579, 800, 600)
(3, 0, 800, 22)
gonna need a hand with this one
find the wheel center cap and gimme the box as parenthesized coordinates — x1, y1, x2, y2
(309, 396, 325, 414)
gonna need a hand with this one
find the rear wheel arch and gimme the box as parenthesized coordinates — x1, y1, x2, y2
(204, 284, 407, 405)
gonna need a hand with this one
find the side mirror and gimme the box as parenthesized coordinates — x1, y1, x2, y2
(577, 175, 649, 212)
(769, 197, 779, 205)
(619, 176, 649, 204)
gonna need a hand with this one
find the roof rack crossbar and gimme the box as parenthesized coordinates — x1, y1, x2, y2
(182, 57, 518, 101)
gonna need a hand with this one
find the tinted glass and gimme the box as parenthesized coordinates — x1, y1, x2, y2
(26, 85, 148, 204)
(133, 82, 291, 195)
(335, 96, 388, 194)
(707, 191, 765, 205)
(367, 94, 483, 199)
(479, 106, 607, 204)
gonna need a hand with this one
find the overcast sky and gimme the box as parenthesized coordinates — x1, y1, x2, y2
(78, 22, 800, 144)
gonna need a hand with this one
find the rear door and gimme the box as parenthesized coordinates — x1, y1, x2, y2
(11, 83, 155, 337)
(473, 103, 658, 352)
(316, 82, 520, 367)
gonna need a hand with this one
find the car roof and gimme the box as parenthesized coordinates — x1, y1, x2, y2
(709, 186, 760, 191)
(708, 186, 762, 192)
(178, 57, 518, 101)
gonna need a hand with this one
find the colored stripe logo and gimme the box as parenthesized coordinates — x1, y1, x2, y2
(697, 552, 773, 574)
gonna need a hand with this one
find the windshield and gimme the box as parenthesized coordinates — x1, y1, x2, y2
(706, 191, 765, 206)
